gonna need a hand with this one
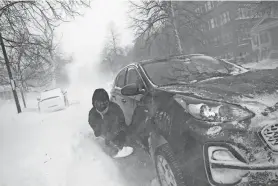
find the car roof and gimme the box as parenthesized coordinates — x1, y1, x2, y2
(134, 54, 206, 66)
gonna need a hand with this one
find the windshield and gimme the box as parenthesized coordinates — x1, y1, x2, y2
(142, 56, 236, 86)
(40, 88, 62, 100)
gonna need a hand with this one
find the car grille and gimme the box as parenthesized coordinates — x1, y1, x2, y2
(260, 123, 278, 152)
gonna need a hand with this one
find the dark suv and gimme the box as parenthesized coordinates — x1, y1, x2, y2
(110, 54, 278, 186)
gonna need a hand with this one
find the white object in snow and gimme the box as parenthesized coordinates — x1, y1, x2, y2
(113, 146, 134, 158)
(38, 88, 68, 112)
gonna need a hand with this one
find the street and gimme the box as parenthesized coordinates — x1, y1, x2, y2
(0, 94, 157, 186)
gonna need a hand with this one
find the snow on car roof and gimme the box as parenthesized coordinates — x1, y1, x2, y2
(40, 88, 62, 99)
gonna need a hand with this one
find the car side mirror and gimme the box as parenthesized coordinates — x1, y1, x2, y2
(121, 83, 145, 96)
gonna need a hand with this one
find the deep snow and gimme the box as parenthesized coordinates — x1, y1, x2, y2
(0, 90, 157, 186)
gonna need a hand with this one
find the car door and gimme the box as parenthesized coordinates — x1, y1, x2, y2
(110, 68, 128, 123)
(124, 66, 147, 126)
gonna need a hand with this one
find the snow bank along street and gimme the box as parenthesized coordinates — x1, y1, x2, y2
(0, 93, 156, 186)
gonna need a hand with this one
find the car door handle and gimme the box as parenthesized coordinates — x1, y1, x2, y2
(121, 99, 126, 103)
(111, 95, 116, 99)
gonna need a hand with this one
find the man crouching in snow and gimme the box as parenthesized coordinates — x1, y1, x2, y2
(88, 88, 134, 158)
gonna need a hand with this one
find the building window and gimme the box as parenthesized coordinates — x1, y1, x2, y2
(252, 35, 259, 46)
(200, 23, 207, 32)
(261, 47, 270, 60)
(213, 37, 218, 46)
(238, 36, 249, 45)
(238, 26, 250, 45)
(195, 7, 203, 15)
(219, 14, 224, 25)
(220, 11, 230, 25)
(237, 7, 253, 19)
(214, 17, 219, 28)
(260, 31, 269, 44)
(254, 11, 263, 18)
(210, 18, 215, 29)
(207, 20, 211, 30)
(215, 0, 223, 6)
(214, 36, 221, 46)
(243, 27, 250, 39)
(205, 1, 213, 12)
(195, 7, 199, 14)
(207, 17, 218, 30)
(223, 11, 230, 23)
(223, 33, 233, 45)
(201, 6, 206, 13)
(227, 52, 234, 60)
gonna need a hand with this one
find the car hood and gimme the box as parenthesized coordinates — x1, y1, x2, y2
(159, 68, 278, 117)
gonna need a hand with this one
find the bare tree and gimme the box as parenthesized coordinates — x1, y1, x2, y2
(0, 0, 91, 86)
(129, 0, 208, 56)
(0, 0, 90, 110)
(101, 23, 126, 74)
(129, 0, 183, 55)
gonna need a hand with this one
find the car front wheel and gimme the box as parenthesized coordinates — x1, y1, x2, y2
(155, 143, 185, 186)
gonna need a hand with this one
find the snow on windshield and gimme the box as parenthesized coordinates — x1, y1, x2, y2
(142, 56, 233, 86)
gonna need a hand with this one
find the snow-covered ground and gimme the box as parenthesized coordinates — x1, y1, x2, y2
(242, 59, 278, 70)
(0, 90, 157, 186)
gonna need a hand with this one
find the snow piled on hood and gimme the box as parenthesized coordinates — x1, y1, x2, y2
(239, 92, 278, 115)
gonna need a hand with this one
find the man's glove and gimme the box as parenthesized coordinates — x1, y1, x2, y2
(94, 127, 101, 137)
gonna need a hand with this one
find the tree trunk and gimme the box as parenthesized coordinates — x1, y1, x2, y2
(19, 80, 26, 108)
(20, 87, 26, 108)
(169, 1, 183, 55)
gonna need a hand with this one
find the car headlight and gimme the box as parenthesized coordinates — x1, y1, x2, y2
(174, 95, 253, 122)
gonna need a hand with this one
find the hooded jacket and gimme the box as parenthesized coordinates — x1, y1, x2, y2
(88, 89, 127, 140)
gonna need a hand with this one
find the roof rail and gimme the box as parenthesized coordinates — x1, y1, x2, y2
(139, 57, 168, 64)
(138, 53, 206, 64)
(169, 54, 205, 59)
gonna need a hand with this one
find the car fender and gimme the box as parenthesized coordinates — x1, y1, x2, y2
(149, 131, 168, 162)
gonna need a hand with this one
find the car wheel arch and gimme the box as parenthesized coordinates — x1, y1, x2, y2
(151, 133, 187, 186)
(149, 131, 168, 162)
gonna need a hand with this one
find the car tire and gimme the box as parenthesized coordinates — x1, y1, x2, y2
(155, 143, 186, 186)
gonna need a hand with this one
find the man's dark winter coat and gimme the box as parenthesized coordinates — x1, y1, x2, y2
(88, 101, 127, 142)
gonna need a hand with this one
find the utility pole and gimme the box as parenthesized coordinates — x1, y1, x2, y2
(0, 32, 22, 113)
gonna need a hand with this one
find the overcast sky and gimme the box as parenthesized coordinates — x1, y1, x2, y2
(56, 0, 134, 66)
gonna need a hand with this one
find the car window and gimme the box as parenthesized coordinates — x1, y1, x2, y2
(127, 68, 138, 84)
(126, 68, 144, 87)
(115, 69, 126, 88)
(40, 88, 62, 100)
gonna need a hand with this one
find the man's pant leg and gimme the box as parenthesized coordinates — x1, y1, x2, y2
(111, 131, 126, 150)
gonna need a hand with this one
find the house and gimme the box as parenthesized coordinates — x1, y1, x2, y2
(191, 1, 263, 63)
(250, 16, 278, 61)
